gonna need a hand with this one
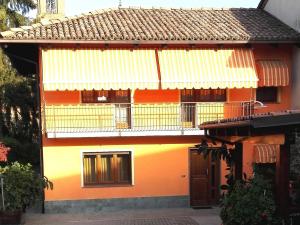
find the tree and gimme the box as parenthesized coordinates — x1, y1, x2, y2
(0, 0, 36, 30)
(0, 0, 39, 167)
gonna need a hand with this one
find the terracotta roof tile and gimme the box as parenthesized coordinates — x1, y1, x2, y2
(1, 8, 300, 42)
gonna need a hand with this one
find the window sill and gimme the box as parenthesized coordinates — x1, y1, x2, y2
(82, 184, 134, 188)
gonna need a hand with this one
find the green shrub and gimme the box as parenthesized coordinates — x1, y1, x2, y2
(0, 162, 52, 212)
(220, 174, 280, 225)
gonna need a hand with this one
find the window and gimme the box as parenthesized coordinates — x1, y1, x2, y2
(256, 87, 278, 103)
(81, 90, 130, 103)
(181, 89, 226, 102)
(83, 152, 132, 186)
(46, 0, 57, 14)
(180, 89, 226, 128)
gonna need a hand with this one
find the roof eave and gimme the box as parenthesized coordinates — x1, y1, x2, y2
(258, 0, 269, 9)
(200, 120, 251, 130)
(0, 39, 299, 45)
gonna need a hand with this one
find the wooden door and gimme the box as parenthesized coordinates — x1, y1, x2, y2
(190, 149, 220, 207)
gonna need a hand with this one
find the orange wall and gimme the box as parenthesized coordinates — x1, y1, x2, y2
(134, 89, 180, 103)
(228, 88, 253, 102)
(44, 91, 80, 104)
(44, 143, 195, 201)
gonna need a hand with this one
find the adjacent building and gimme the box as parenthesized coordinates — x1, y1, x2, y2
(1, 0, 300, 213)
(259, 0, 300, 109)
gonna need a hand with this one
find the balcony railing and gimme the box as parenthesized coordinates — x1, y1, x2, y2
(42, 101, 255, 137)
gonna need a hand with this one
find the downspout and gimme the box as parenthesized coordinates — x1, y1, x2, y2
(37, 46, 45, 213)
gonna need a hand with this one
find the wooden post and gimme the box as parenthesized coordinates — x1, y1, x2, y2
(234, 142, 243, 180)
(276, 137, 290, 218)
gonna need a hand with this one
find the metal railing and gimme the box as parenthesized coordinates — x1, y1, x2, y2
(42, 101, 256, 134)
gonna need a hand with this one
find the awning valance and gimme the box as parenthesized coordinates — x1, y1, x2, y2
(42, 49, 159, 91)
(253, 144, 278, 164)
(158, 49, 258, 89)
(256, 60, 289, 87)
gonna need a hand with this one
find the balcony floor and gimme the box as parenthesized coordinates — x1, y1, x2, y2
(46, 129, 205, 138)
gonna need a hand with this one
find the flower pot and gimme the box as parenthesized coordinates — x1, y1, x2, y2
(0, 210, 22, 225)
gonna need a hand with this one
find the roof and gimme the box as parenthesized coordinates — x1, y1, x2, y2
(258, 0, 269, 9)
(1, 7, 300, 43)
(200, 110, 300, 130)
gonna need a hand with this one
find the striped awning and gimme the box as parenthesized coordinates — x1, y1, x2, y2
(256, 60, 289, 87)
(253, 144, 278, 163)
(42, 49, 159, 91)
(158, 49, 258, 89)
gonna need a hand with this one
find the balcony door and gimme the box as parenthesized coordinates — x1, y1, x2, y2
(190, 149, 219, 207)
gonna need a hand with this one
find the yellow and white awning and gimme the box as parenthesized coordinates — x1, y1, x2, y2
(256, 60, 289, 87)
(253, 144, 278, 164)
(158, 49, 258, 89)
(42, 49, 159, 91)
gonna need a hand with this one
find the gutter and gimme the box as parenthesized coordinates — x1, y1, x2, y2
(0, 39, 300, 45)
(200, 120, 251, 130)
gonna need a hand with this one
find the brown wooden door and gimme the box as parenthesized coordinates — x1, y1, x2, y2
(190, 149, 209, 206)
(189, 149, 220, 207)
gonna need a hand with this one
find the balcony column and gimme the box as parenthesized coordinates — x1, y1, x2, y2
(131, 89, 134, 129)
(276, 134, 290, 218)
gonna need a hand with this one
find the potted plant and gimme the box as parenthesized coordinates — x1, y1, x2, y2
(0, 162, 52, 225)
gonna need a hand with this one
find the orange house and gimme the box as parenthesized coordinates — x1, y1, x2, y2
(1, 3, 300, 213)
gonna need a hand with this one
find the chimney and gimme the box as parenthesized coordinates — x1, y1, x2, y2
(37, 0, 65, 22)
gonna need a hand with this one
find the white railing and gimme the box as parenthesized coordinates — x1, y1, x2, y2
(42, 101, 255, 135)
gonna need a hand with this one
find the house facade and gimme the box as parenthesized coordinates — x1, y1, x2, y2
(1, 0, 300, 213)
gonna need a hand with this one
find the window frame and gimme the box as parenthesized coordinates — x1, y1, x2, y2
(256, 87, 279, 104)
(81, 149, 134, 187)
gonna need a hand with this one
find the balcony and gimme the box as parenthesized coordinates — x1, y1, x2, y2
(43, 102, 255, 138)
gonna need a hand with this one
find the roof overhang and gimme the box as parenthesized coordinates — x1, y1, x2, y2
(0, 39, 300, 45)
(200, 111, 300, 137)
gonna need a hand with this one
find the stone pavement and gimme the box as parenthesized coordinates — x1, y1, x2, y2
(24, 207, 221, 225)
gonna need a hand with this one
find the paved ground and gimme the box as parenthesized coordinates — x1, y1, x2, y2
(24, 208, 221, 225)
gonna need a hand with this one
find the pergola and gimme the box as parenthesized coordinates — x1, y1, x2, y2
(200, 110, 300, 217)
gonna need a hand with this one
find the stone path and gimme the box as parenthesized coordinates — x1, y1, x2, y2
(24, 208, 221, 225)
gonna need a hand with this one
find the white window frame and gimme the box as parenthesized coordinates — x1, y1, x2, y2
(80, 149, 134, 187)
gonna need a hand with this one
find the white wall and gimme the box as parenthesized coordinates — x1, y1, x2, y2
(264, 0, 300, 32)
(264, 0, 300, 109)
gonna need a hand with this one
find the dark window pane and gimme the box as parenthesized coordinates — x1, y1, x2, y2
(83, 155, 97, 184)
(256, 87, 278, 103)
(117, 154, 131, 182)
(113, 90, 131, 103)
(181, 89, 226, 102)
(181, 89, 195, 102)
(100, 155, 113, 182)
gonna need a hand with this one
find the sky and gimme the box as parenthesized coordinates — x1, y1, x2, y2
(29, 0, 261, 18)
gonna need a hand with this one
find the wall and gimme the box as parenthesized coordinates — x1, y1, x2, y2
(263, 0, 300, 109)
(43, 141, 196, 201)
(264, 0, 300, 32)
(292, 48, 300, 109)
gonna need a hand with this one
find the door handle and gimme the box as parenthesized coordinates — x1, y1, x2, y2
(206, 169, 209, 177)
